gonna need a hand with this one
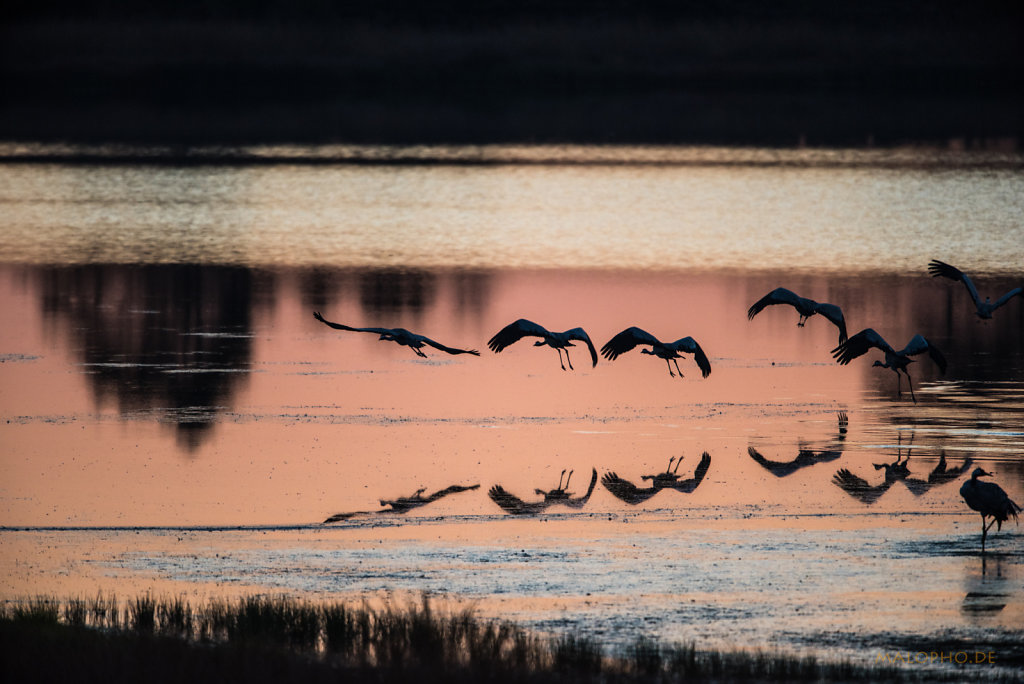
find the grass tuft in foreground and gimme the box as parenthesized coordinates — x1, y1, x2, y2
(0, 593, 1009, 683)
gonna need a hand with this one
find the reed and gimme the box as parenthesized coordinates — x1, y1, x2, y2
(0, 593, 998, 683)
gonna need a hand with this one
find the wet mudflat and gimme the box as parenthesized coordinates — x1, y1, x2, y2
(1, 151, 1023, 678)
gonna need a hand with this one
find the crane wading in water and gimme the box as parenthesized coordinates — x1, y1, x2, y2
(313, 311, 480, 357)
(960, 467, 1021, 552)
(487, 318, 598, 371)
(600, 327, 711, 379)
(747, 287, 848, 345)
(928, 260, 1023, 320)
(831, 329, 946, 403)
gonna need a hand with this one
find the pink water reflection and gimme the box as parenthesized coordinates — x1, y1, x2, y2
(2, 265, 1021, 527)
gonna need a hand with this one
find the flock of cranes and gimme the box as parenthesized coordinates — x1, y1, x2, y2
(315, 259, 1022, 551)
(315, 259, 1021, 393)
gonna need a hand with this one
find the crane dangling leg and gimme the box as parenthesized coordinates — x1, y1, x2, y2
(664, 359, 675, 377)
(904, 370, 917, 404)
(556, 349, 567, 371)
(565, 349, 575, 371)
(673, 359, 685, 378)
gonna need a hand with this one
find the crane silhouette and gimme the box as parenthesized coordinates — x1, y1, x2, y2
(747, 287, 848, 345)
(928, 260, 1023, 320)
(313, 312, 480, 357)
(833, 432, 971, 504)
(832, 458, 910, 505)
(601, 452, 711, 504)
(960, 468, 1022, 552)
(600, 327, 711, 378)
(747, 412, 847, 477)
(322, 483, 480, 523)
(488, 468, 598, 514)
(487, 319, 598, 371)
(831, 329, 946, 402)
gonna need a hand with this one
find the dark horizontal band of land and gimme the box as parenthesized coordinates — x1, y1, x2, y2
(2, 150, 1023, 169)
(2, 1, 1022, 146)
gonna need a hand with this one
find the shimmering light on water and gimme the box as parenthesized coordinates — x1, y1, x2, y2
(0, 146, 1021, 272)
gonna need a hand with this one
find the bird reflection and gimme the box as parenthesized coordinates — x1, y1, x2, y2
(313, 311, 480, 357)
(832, 434, 972, 504)
(748, 412, 847, 477)
(488, 468, 598, 515)
(602, 452, 711, 504)
(961, 555, 1011, 617)
(323, 483, 480, 523)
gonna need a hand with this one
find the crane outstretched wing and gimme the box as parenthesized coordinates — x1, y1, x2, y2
(831, 328, 892, 365)
(601, 472, 658, 504)
(747, 288, 801, 320)
(322, 510, 374, 523)
(812, 302, 848, 344)
(900, 335, 947, 374)
(600, 327, 661, 360)
(419, 336, 481, 356)
(992, 287, 1023, 311)
(928, 260, 982, 309)
(565, 468, 599, 507)
(671, 337, 712, 378)
(668, 451, 711, 493)
(487, 485, 546, 515)
(487, 318, 548, 353)
(564, 328, 599, 367)
(313, 311, 392, 335)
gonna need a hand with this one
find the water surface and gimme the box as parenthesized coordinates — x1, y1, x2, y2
(1, 147, 1022, 675)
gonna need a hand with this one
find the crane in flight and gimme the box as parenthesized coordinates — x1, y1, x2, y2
(313, 311, 480, 358)
(747, 287, 848, 345)
(831, 329, 946, 403)
(960, 468, 1021, 552)
(600, 327, 711, 378)
(322, 483, 480, 523)
(488, 468, 598, 515)
(928, 260, 1023, 320)
(487, 319, 598, 371)
(601, 452, 711, 504)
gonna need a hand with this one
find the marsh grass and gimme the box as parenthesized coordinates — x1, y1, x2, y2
(0, 593, 1003, 683)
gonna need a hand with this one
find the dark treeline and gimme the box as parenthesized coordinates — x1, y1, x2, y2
(3, 0, 1020, 25)
(2, 0, 1021, 146)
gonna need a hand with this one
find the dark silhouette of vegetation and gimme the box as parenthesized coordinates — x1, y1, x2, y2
(5, 593, 993, 683)
(1, 1, 1020, 146)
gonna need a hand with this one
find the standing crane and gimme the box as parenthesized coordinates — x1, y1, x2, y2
(831, 329, 946, 403)
(928, 260, 1023, 320)
(600, 327, 711, 378)
(747, 287, 848, 345)
(487, 319, 598, 371)
(960, 467, 1021, 552)
(313, 312, 480, 358)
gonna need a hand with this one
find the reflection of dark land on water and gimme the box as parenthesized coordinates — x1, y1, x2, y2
(1, 1, 1021, 146)
(16, 264, 1024, 473)
(37, 264, 263, 451)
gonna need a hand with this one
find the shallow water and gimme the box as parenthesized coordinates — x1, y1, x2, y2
(1, 148, 1023, 677)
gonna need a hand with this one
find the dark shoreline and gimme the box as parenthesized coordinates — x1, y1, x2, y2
(2, 1, 1021, 147)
